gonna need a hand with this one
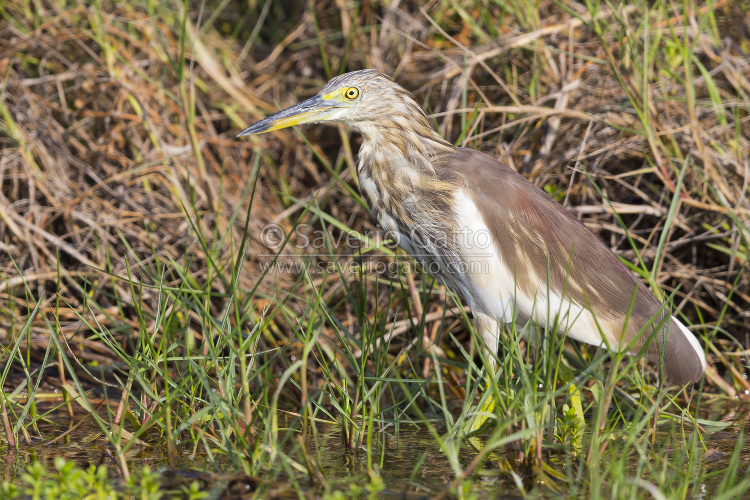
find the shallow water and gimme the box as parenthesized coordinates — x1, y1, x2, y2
(1, 399, 748, 498)
(308, 424, 521, 498)
(0, 403, 220, 485)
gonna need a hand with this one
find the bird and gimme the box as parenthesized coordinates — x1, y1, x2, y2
(238, 69, 705, 386)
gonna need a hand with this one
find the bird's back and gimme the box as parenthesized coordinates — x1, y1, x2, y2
(433, 148, 705, 384)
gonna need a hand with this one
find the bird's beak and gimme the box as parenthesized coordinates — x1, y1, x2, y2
(237, 95, 341, 136)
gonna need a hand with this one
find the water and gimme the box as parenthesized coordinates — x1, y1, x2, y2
(309, 424, 521, 498)
(1, 400, 748, 498)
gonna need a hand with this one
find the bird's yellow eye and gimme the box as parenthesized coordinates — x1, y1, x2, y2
(344, 87, 360, 99)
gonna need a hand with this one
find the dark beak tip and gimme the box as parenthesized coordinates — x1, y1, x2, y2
(237, 123, 267, 138)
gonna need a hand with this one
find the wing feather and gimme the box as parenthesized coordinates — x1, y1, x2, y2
(436, 148, 704, 383)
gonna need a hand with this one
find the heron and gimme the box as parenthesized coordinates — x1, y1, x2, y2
(238, 70, 705, 392)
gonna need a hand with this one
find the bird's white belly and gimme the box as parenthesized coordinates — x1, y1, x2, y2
(453, 189, 606, 347)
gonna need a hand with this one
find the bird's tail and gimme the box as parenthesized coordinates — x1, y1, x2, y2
(650, 316, 706, 385)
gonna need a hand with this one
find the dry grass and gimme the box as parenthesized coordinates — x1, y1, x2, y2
(2, 1, 750, 497)
(2, 0, 747, 393)
(1, 0, 750, 471)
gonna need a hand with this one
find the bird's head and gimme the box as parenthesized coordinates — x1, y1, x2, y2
(238, 70, 441, 143)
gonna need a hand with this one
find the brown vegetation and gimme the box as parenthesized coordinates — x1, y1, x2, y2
(1, 0, 748, 396)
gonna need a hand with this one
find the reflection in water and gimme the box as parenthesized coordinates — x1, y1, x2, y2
(1, 401, 748, 498)
(0, 405, 219, 485)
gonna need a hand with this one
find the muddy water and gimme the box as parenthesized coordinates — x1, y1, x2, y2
(0, 405, 221, 485)
(0, 400, 748, 498)
(307, 424, 520, 498)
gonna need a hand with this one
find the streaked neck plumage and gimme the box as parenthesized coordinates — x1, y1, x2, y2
(348, 99, 472, 300)
(350, 99, 454, 218)
(346, 87, 451, 170)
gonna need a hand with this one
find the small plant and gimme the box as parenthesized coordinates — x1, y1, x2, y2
(12, 459, 115, 500)
(0, 460, 204, 500)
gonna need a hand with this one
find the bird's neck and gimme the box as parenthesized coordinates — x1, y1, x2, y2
(352, 111, 458, 233)
(353, 111, 453, 184)
(351, 114, 470, 300)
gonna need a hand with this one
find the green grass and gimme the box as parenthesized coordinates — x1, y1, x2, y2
(1, 0, 749, 498)
(1, 459, 180, 500)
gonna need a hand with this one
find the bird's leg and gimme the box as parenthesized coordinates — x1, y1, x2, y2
(476, 312, 500, 368)
(467, 312, 502, 435)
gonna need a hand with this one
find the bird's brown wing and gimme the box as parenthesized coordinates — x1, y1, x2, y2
(436, 147, 704, 383)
